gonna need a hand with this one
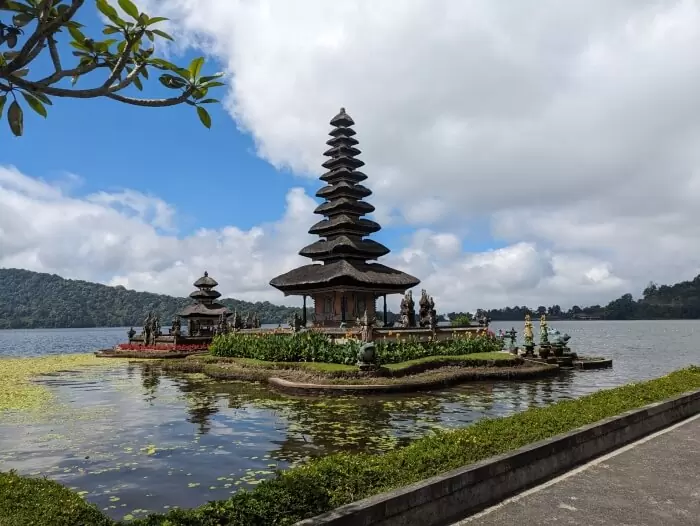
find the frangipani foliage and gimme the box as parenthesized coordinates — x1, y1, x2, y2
(0, 0, 223, 136)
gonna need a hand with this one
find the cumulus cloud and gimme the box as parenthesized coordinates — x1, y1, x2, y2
(0, 165, 629, 311)
(5, 0, 700, 312)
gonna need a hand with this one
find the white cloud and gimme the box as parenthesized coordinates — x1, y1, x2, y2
(0, 165, 630, 312)
(6, 0, 700, 313)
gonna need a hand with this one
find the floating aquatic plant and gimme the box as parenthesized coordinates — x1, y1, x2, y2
(0, 353, 129, 414)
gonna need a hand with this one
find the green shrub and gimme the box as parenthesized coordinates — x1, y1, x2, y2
(0, 470, 114, 526)
(209, 331, 502, 365)
(128, 365, 700, 526)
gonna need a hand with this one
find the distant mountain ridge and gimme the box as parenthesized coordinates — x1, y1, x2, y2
(0, 268, 305, 329)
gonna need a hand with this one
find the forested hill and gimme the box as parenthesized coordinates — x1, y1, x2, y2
(469, 274, 700, 321)
(0, 268, 305, 329)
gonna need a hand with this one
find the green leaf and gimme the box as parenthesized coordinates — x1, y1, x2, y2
(12, 12, 33, 27)
(140, 66, 149, 79)
(197, 106, 212, 129)
(132, 75, 143, 90)
(6, 32, 18, 48)
(151, 29, 173, 41)
(7, 101, 23, 137)
(158, 74, 187, 89)
(198, 98, 219, 104)
(193, 87, 208, 99)
(118, 0, 140, 21)
(147, 16, 169, 26)
(103, 26, 121, 35)
(12, 69, 29, 78)
(27, 91, 52, 105)
(117, 40, 127, 54)
(0, 95, 6, 119)
(96, 0, 125, 27)
(188, 57, 205, 80)
(148, 58, 179, 70)
(199, 74, 224, 84)
(68, 25, 86, 42)
(69, 41, 90, 52)
(145, 30, 154, 42)
(201, 81, 225, 89)
(21, 92, 47, 118)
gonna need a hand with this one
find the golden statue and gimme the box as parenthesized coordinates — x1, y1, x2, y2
(524, 313, 534, 346)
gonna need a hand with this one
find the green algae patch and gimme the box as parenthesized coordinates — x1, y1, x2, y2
(0, 470, 114, 526)
(0, 353, 129, 413)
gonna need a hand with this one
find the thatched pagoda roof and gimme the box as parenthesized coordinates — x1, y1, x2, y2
(269, 108, 420, 296)
(179, 302, 230, 318)
(270, 260, 419, 295)
(193, 271, 218, 288)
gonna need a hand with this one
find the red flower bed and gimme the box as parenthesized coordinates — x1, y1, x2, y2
(116, 343, 208, 352)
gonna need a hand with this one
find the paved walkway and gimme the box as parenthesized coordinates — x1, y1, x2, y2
(453, 414, 700, 526)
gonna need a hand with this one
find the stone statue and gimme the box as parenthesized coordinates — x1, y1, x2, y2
(231, 310, 243, 330)
(245, 312, 254, 329)
(142, 312, 152, 346)
(506, 327, 517, 353)
(397, 290, 417, 328)
(171, 318, 181, 338)
(290, 312, 302, 333)
(217, 313, 228, 335)
(539, 314, 549, 346)
(523, 314, 534, 354)
(428, 295, 437, 331)
(253, 313, 261, 329)
(127, 327, 136, 342)
(418, 289, 430, 328)
(356, 309, 376, 343)
(152, 315, 161, 341)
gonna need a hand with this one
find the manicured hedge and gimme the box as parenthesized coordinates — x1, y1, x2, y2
(0, 470, 113, 526)
(209, 330, 503, 365)
(4, 366, 699, 526)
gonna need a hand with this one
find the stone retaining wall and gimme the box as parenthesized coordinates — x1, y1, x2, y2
(295, 388, 700, 526)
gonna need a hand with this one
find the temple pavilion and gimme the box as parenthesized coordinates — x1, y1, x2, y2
(178, 271, 230, 336)
(270, 108, 420, 326)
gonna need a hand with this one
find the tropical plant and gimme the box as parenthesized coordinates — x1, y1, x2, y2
(209, 330, 503, 365)
(0, 0, 223, 136)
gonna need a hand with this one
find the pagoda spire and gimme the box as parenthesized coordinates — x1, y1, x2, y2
(300, 108, 389, 263)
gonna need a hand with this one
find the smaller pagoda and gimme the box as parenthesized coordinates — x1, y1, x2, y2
(178, 271, 230, 336)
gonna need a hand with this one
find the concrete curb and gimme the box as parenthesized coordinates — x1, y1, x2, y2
(268, 363, 559, 396)
(295, 388, 700, 526)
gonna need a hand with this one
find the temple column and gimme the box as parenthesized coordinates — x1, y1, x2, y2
(341, 294, 347, 323)
(383, 294, 387, 325)
(302, 295, 307, 325)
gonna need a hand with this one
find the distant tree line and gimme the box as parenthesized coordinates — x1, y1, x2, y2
(443, 276, 700, 321)
(3, 268, 700, 329)
(0, 268, 306, 329)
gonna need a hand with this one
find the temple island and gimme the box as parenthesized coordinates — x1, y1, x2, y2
(115, 108, 487, 354)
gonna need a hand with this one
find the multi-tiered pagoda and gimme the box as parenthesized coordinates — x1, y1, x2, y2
(270, 108, 420, 326)
(178, 271, 230, 335)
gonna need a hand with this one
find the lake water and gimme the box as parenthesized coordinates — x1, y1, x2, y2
(0, 321, 698, 521)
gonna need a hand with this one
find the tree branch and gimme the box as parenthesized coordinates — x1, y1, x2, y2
(101, 29, 145, 90)
(106, 90, 192, 107)
(47, 36, 61, 72)
(36, 59, 104, 85)
(2, 0, 85, 73)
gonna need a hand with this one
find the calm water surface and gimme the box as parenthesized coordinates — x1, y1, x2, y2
(0, 321, 698, 521)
